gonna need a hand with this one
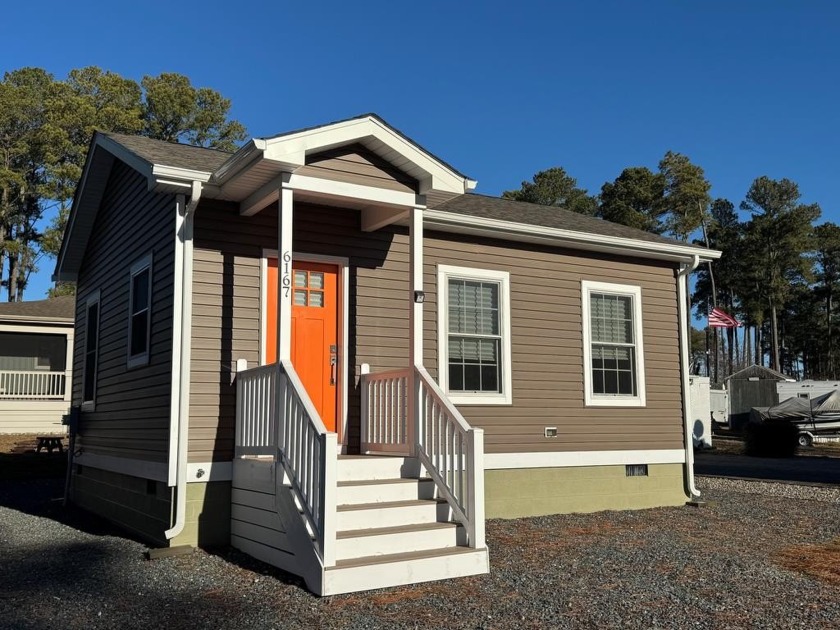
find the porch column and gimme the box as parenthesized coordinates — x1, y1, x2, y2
(408, 203, 425, 456)
(277, 175, 294, 362)
(63, 332, 74, 403)
(409, 203, 425, 367)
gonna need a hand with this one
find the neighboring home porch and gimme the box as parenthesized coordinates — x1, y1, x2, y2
(0, 295, 74, 434)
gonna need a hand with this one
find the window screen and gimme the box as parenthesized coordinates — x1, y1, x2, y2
(590, 292, 637, 396)
(447, 279, 501, 393)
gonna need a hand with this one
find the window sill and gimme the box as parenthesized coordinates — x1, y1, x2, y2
(81, 401, 96, 412)
(585, 395, 646, 408)
(126, 354, 150, 370)
(446, 392, 512, 406)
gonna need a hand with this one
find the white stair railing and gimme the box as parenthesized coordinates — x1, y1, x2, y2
(414, 366, 485, 550)
(235, 364, 277, 456)
(0, 370, 67, 399)
(361, 364, 486, 549)
(235, 361, 337, 567)
(360, 367, 411, 454)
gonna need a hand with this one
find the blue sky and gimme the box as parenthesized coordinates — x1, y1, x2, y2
(3, 1, 839, 300)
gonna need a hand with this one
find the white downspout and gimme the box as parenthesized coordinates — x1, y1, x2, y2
(677, 254, 701, 498)
(166, 181, 202, 540)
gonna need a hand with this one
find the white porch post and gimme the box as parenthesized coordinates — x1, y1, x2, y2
(63, 332, 74, 403)
(408, 203, 425, 456)
(277, 175, 294, 362)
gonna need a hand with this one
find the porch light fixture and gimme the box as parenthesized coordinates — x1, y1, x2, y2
(414, 290, 425, 304)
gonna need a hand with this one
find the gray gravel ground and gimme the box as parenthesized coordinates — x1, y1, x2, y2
(1, 476, 839, 630)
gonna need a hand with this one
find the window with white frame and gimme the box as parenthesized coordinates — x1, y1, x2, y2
(127, 254, 152, 368)
(581, 280, 646, 407)
(438, 265, 512, 405)
(83, 291, 101, 406)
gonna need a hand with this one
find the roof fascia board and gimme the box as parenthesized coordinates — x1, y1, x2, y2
(424, 210, 722, 263)
(152, 164, 212, 185)
(96, 134, 154, 180)
(53, 140, 115, 282)
(0, 315, 74, 325)
(250, 117, 472, 194)
(211, 139, 266, 185)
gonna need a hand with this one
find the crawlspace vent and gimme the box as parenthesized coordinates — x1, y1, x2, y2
(625, 464, 648, 477)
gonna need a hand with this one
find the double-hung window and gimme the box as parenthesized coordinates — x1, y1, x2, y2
(127, 254, 152, 368)
(582, 280, 646, 407)
(438, 265, 512, 405)
(82, 290, 101, 408)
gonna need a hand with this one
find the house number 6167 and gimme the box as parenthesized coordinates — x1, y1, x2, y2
(281, 251, 292, 298)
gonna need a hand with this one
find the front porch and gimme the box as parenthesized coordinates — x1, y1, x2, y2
(231, 339, 488, 595)
(177, 116, 490, 593)
(0, 330, 72, 434)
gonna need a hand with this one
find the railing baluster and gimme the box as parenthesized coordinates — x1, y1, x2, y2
(0, 370, 70, 399)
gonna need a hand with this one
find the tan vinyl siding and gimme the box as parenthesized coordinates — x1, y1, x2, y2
(422, 231, 685, 454)
(189, 201, 409, 460)
(73, 160, 175, 463)
(297, 144, 418, 193)
(190, 199, 684, 459)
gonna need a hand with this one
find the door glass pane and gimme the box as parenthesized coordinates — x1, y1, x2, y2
(309, 291, 324, 308)
(293, 290, 307, 306)
(294, 270, 307, 288)
(309, 272, 324, 289)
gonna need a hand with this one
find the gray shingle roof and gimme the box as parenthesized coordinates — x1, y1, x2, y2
(726, 364, 794, 382)
(429, 193, 695, 248)
(0, 295, 75, 323)
(101, 132, 232, 173)
(98, 131, 713, 252)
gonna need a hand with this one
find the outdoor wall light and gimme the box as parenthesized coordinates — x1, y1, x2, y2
(414, 291, 425, 304)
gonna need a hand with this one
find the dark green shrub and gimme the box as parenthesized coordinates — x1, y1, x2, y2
(743, 419, 799, 457)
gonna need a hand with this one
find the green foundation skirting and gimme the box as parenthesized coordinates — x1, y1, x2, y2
(485, 463, 688, 518)
(71, 466, 230, 547)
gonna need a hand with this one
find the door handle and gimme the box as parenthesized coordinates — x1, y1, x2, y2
(330, 345, 338, 385)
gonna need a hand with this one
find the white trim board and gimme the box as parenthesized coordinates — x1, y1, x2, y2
(424, 210, 720, 264)
(484, 449, 686, 470)
(74, 452, 232, 483)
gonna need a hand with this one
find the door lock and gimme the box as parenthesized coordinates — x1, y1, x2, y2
(330, 345, 338, 385)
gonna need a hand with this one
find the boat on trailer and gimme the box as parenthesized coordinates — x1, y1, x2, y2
(750, 389, 840, 446)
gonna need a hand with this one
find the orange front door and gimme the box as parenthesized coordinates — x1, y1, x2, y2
(266, 259, 340, 432)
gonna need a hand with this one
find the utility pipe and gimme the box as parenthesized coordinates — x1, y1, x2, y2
(166, 181, 202, 540)
(677, 254, 701, 498)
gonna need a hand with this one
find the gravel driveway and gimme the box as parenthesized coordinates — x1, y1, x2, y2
(1, 477, 838, 630)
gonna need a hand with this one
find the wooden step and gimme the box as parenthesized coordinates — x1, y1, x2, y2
(336, 498, 449, 530)
(322, 546, 489, 595)
(337, 477, 436, 504)
(335, 521, 465, 561)
(336, 455, 422, 481)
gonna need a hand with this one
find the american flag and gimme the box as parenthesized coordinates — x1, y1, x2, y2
(708, 306, 741, 328)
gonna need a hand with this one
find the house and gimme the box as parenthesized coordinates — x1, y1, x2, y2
(725, 364, 795, 430)
(54, 114, 720, 595)
(0, 296, 74, 434)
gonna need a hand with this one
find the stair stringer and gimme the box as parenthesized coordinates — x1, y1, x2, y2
(230, 457, 326, 594)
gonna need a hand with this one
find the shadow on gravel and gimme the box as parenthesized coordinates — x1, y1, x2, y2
(0, 540, 311, 630)
(0, 477, 126, 539)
